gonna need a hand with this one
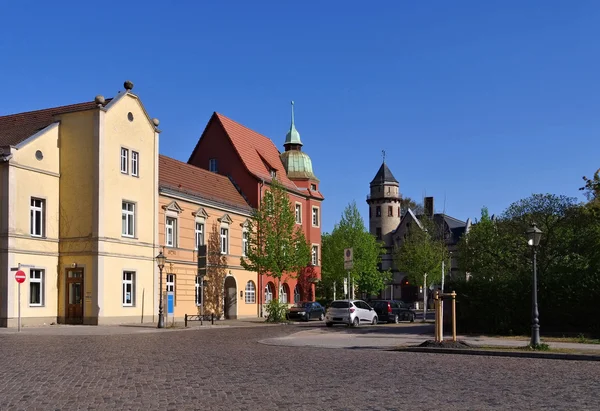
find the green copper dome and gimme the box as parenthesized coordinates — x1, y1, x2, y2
(280, 150, 317, 180)
(284, 101, 303, 146)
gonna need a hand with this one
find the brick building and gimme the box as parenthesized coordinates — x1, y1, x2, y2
(188, 102, 323, 316)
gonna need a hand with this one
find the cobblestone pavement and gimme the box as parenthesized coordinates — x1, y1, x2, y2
(0, 325, 598, 411)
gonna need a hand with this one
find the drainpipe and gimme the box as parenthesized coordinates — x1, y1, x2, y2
(259, 178, 264, 317)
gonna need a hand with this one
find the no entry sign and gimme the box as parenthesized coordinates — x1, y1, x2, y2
(15, 270, 26, 283)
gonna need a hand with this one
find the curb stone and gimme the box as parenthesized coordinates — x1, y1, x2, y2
(394, 346, 600, 361)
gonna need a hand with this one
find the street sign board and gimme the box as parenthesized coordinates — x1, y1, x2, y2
(15, 270, 26, 283)
(344, 248, 353, 270)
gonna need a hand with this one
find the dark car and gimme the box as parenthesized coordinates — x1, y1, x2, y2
(370, 300, 416, 323)
(286, 301, 325, 322)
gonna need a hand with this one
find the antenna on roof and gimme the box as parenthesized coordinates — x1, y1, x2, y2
(443, 191, 447, 216)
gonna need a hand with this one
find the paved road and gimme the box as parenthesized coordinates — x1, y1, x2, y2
(0, 325, 598, 410)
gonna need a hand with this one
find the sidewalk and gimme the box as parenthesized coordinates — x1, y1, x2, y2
(0, 317, 275, 336)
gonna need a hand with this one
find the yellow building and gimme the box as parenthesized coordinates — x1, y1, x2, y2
(0, 81, 160, 327)
(158, 155, 258, 320)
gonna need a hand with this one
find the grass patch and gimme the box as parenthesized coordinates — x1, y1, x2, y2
(475, 345, 600, 356)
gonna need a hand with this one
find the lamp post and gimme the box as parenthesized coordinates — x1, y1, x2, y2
(526, 223, 543, 346)
(156, 250, 166, 329)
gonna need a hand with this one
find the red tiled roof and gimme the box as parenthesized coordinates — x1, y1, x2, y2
(0, 100, 112, 147)
(159, 155, 252, 212)
(213, 113, 299, 191)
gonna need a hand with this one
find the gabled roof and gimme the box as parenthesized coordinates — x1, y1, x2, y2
(159, 155, 252, 212)
(0, 100, 112, 147)
(189, 112, 298, 190)
(370, 162, 398, 186)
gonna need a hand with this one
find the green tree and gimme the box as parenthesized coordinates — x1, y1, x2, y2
(240, 178, 311, 317)
(320, 201, 389, 299)
(393, 216, 449, 314)
(401, 196, 424, 215)
(580, 168, 600, 203)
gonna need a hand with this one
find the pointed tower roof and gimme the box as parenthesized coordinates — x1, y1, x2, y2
(284, 100, 302, 146)
(370, 161, 398, 186)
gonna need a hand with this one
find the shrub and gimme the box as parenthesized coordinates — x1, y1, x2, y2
(265, 299, 289, 323)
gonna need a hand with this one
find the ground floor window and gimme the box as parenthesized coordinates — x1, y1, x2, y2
(29, 269, 44, 306)
(245, 281, 256, 304)
(279, 284, 289, 304)
(294, 284, 301, 303)
(122, 271, 135, 306)
(265, 283, 273, 303)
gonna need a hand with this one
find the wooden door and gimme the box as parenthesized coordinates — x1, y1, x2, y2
(66, 269, 84, 324)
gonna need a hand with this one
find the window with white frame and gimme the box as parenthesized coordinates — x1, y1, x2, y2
(209, 158, 218, 172)
(166, 274, 175, 305)
(195, 276, 203, 306)
(265, 283, 273, 303)
(121, 148, 129, 174)
(294, 284, 301, 303)
(245, 281, 256, 304)
(122, 271, 135, 306)
(30, 198, 45, 237)
(29, 269, 44, 306)
(279, 284, 289, 304)
(122, 201, 135, 237)
(166, 217, 177, 247)
(312, 207, 320, 227)
(195, 222, 204, 250)
(312, 245, 319, 266)
(220, 227, 229, 254)
(131, 151, 139, 177)
(242, 230, 249, 257)
(295, 203, 302, 224)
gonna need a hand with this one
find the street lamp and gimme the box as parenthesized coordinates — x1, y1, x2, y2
(156, 250, 166, 329)
(526, 223, 543, 346)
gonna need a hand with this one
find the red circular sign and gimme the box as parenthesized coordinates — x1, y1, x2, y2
(15, 270, 26, 283)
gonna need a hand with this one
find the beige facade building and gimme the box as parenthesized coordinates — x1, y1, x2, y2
(0, 81, 160, 327)
(158, 155, 258, 320)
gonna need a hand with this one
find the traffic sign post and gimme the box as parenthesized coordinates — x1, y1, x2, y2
(15, 269, 26, 332)
(344, 248, 353, 326)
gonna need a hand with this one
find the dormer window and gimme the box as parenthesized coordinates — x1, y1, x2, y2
(209, 158, 218, 173)
(270, 169, 276, 178)
(311, 184, 317, 191)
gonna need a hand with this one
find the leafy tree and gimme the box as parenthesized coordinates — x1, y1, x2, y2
(457, 207, 527, 281)
(320, 201, 389, 299)
(580, 168, 600, 203)
(394, 215, 449, 314)
(204, 222, 228, 318)
(240, 178, 311, 302)
(401, 196, 424, 215)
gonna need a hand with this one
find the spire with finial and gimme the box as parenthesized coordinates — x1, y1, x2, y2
(382, 149, 386, 163)
(284, 100, 303, 147)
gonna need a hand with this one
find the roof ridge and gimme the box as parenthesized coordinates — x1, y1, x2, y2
(0, 98, 114, 119)
(159, 154, 233, 181)
(214, 112, 274, 142)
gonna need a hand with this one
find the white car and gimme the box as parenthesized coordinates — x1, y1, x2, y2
(325, 299, 378, 327)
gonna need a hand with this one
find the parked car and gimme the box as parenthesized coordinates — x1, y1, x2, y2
(286, 301, 325, 322)
(324, 299, 378, 327)
(370, 299, 416, 323)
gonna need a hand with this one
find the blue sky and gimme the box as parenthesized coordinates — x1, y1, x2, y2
(2, 0, 599, 233)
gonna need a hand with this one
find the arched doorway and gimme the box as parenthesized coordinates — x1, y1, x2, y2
(224, 276, 237, 319)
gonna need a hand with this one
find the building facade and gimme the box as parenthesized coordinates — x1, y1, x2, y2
(187, 103, 323, 315)
(0, 81, 160, 327)
(366, 160, 471, 304)
(158, 155, 258, 320)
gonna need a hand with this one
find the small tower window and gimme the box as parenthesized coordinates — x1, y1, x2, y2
(376, 227, 382, 241)
(388, 206, 393, 217)
(376, 206, 381, 217)
(369, 207, 372, 218)
(398, 206, 401, 217)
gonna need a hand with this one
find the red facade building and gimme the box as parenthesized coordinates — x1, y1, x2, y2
(188, 103, 323, 314)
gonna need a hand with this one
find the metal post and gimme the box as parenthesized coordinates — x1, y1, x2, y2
(201, 277, 204, 322)
(184, 314, 188, 328)
(451, 291, 457, 342)
(333, 282, 336, 301)
(434, 292, 440, 342)
(347, 270, 351, 326)
(440, 260, 444, 339)
(18, 282, 21, 333)
(422, 273, 428, 322)
(531, 248, 541, 346)
(157, 266, 164, 328)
